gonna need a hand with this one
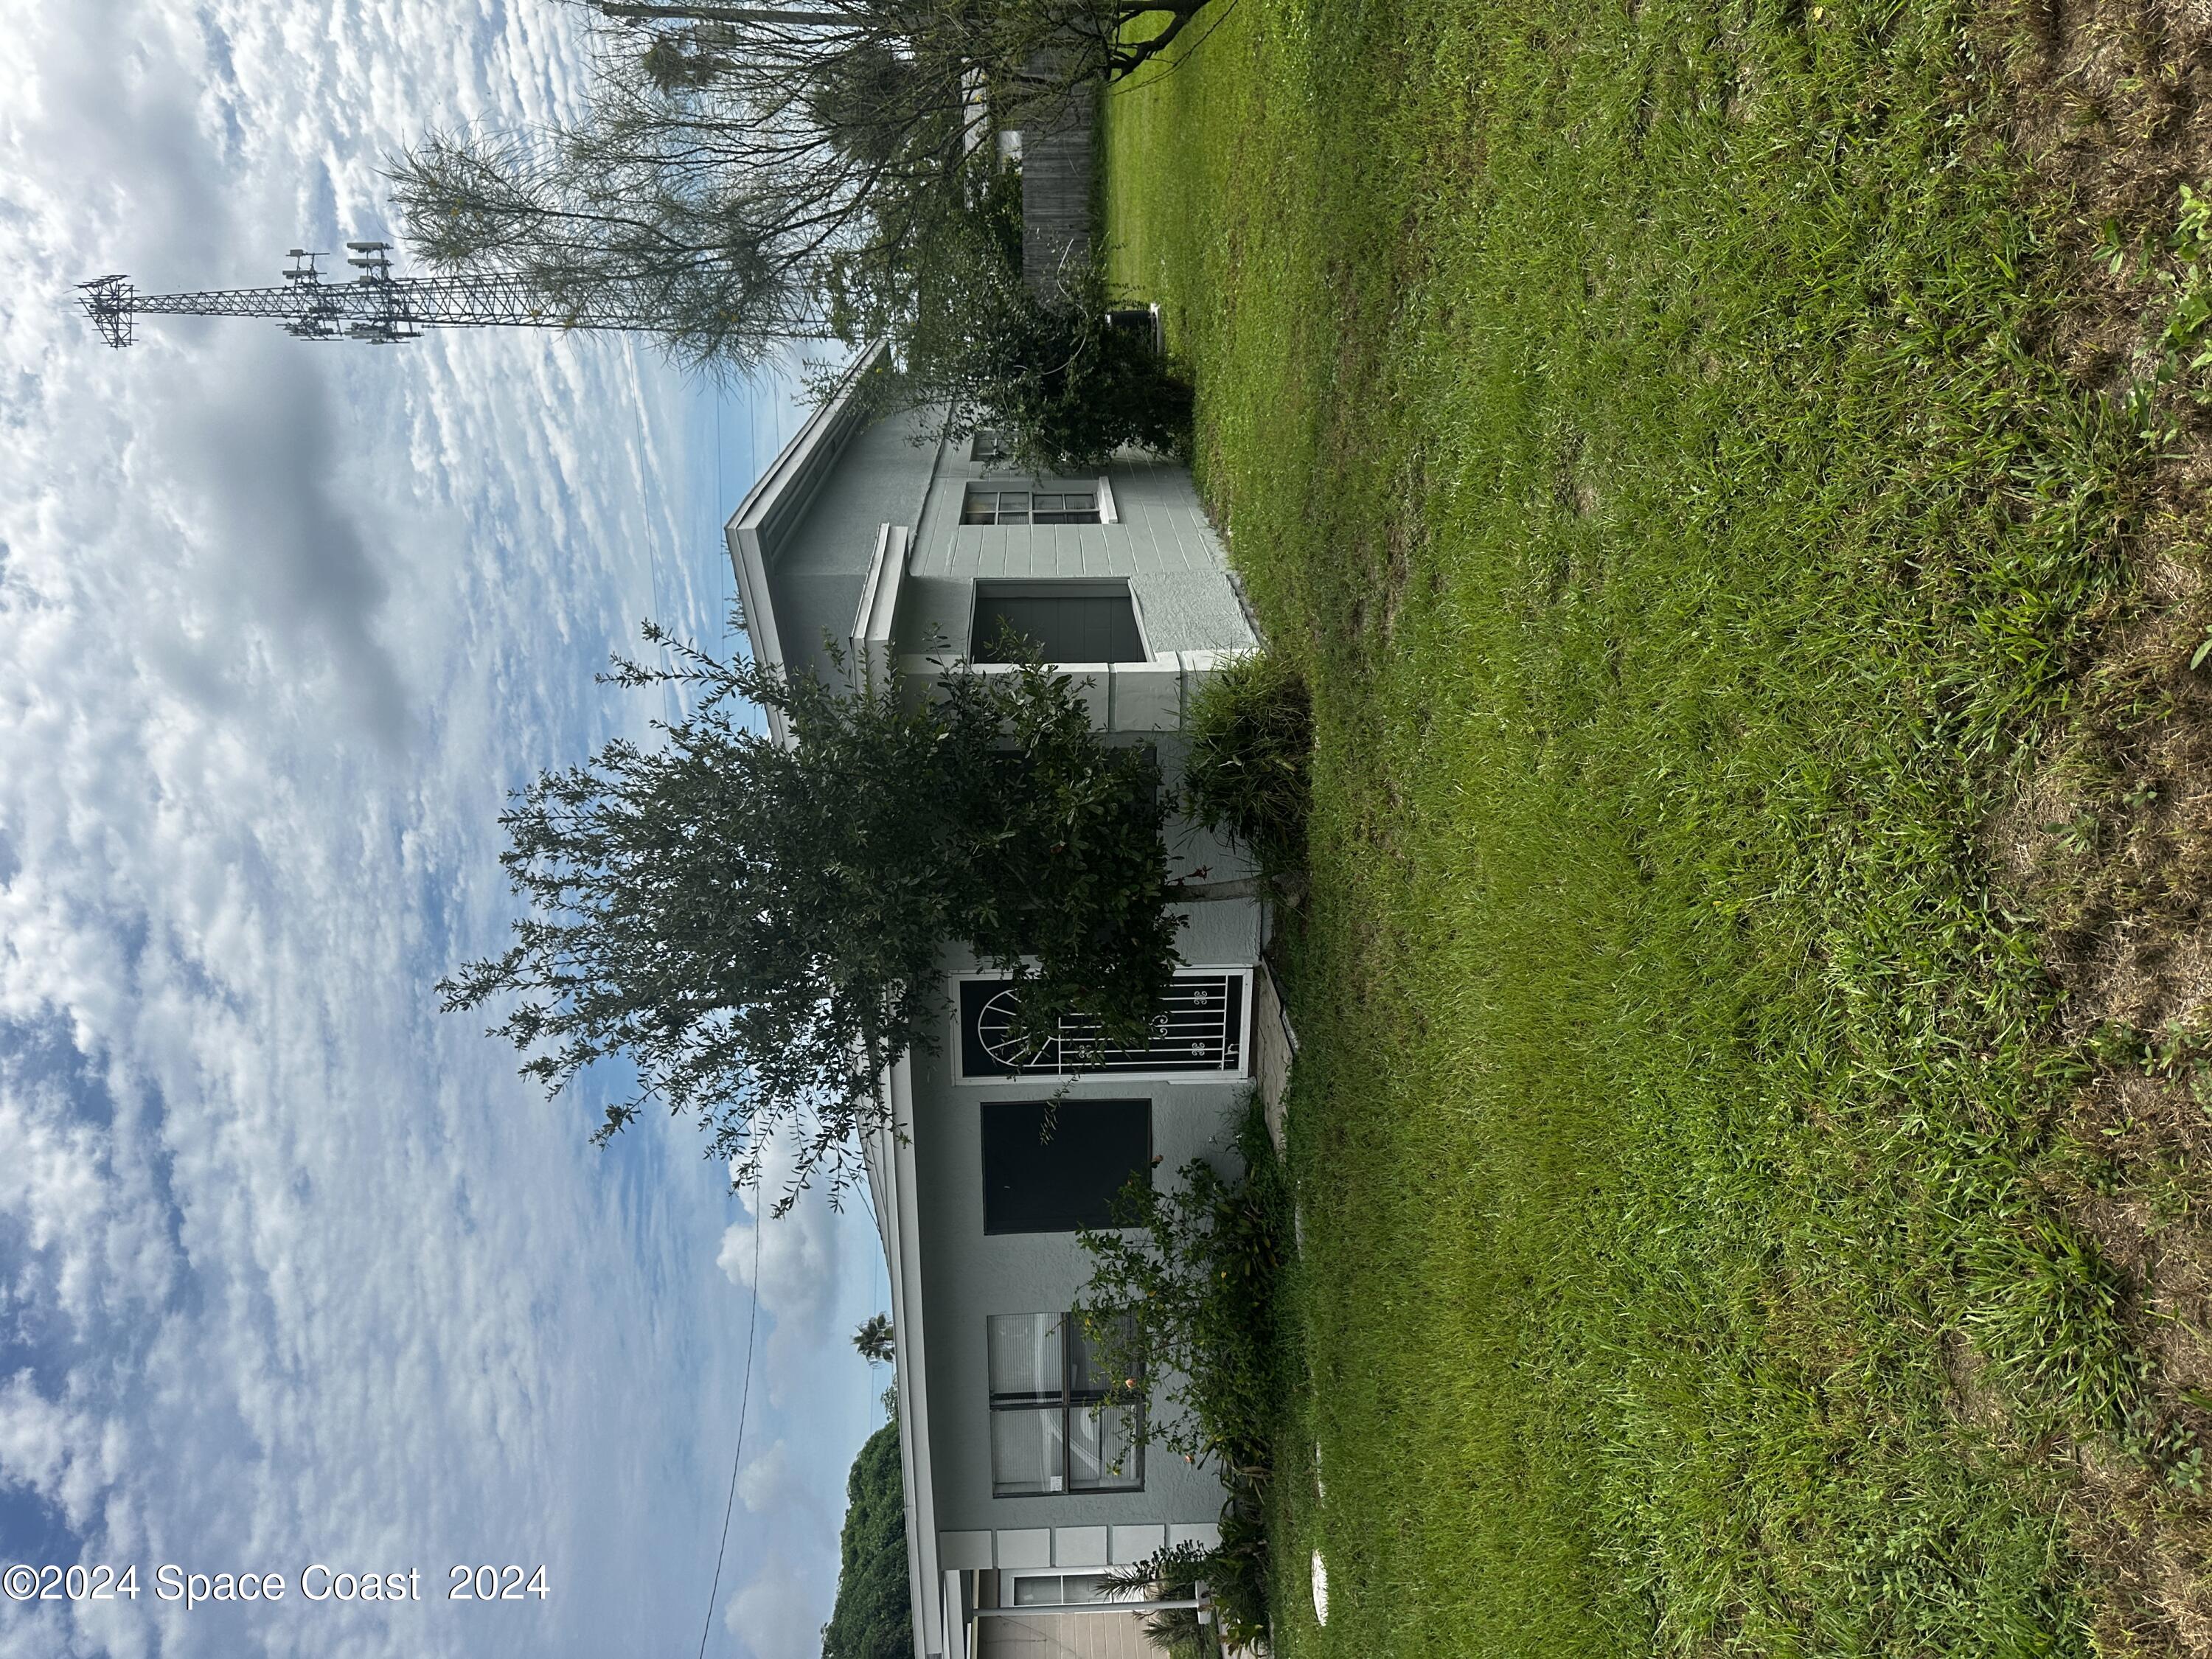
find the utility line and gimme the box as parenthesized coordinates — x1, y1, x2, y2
(697, 1178, 763, 1659)
(715, 392, 729, 640)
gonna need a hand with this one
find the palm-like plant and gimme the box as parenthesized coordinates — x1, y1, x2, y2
(852, 1312, 896, 1365)
(1100, 1542, 1216, 1658)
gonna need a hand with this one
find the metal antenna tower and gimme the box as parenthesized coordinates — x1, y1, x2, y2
(78, 243, 705, 350)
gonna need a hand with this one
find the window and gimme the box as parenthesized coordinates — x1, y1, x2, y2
(969, 429, 1010, 465)
(981, 1099, 1150, 1234)
(969, 580, 1145, 664)
(1010, 1573, 1113, 1606)
(959, 973, 1251, 1079)
(961, 485, 1101, 526)
(988, 1313, 1142, 1496)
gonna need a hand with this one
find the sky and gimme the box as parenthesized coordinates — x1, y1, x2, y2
(0, 3, 888, 1656)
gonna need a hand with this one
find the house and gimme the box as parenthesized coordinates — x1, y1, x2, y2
(725, 345, 1263, 1659)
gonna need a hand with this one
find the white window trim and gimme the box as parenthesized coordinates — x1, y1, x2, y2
(959, 481, 1110, 526)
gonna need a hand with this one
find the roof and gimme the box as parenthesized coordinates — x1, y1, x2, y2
(720, 347, 945, 1655)
(722, 341, 888, 744)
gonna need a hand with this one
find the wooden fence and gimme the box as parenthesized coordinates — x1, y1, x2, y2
(1019, 86, 1096, 296)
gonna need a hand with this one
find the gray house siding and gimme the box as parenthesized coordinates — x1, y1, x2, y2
(912, 869, 1263, 1545)
(897, 450, 1254, 664)
(727, 369, 1262, 1658)
(762, 405, 940, 686)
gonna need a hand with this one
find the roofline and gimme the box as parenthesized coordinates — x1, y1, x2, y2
(723, 341, 890, 744)
(868, 1054, 944, 1657)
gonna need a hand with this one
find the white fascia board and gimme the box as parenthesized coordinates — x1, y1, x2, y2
(850, 523, 910, 690)
(873, 1054, 943, 1657)
(722, 342, 889, 746)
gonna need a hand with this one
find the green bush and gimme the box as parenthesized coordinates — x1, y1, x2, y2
(925, 254, 1197, 470)
(1102, 1541, 1217, 1658)
(1075, 1093, 1290, 1647)
(1181, 648, 1312, 879)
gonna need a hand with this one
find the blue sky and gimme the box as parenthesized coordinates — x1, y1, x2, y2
(0, 3, 888, 1655)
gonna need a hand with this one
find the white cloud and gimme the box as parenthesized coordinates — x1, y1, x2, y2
(720, 1133, 857, 1399)
(0, 1372, 86, 1517)
(725, 1551, 826, 1659)
(0, 2, 881, 1656)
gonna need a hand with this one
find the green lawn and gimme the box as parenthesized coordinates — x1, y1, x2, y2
(1105, 0, 2212, 1652)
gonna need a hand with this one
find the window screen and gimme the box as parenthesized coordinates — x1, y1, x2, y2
(970, 582, 1145, 664)
(1012, 1573, 1113, 1607)
(986, 1313, 1143, 1496)
(981, 1099, 1151, 1234)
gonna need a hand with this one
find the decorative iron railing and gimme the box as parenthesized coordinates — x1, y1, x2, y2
(958, 972, 1250, 1079)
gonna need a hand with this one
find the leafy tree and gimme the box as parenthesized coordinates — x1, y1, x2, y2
(387, 4, 979, 376)
(582, 0, 1218, 86)
(852, 1312, 896, 1364)
(825, 161, 1194, 470)
(387, 0, 1220, 409)
(439, 627, 1186, 1201)
(821, 1419, 914, 1659)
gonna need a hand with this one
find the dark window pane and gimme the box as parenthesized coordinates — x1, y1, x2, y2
(963, 486, 1027, 524)
(969, 586, 1144, 663)
(1033, 493, 1097, 524)
(981, 1099, 1151, 1234)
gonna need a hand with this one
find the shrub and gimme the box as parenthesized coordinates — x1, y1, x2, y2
(1075, 1093, 1290, 1647)
(1181, 648, 1312, 879)
(917, 260, 1197, 470)
(1076, 1093, 1289, 1475)
(1102, 1541, 1215, 1658)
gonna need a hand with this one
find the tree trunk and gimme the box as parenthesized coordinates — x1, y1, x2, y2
(1106, 1, 1209, 75)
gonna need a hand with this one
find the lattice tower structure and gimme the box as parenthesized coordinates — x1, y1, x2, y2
(79, 245, 760, 349)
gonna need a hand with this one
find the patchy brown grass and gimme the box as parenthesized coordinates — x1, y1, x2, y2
(1984, 13, 2212, 1632)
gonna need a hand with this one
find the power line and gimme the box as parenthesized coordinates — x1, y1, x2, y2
(625, 352, 683, 728)
(698, 1179, 763, 1659)
(715, 392, 730, 641)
